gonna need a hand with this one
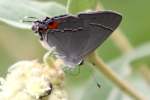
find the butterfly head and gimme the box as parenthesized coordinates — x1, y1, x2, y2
(32, 17, 50, 33)
(32, 17, 59, 40)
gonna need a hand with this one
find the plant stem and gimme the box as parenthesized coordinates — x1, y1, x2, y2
(43, 51, 64, 69)
(111, 29, 133, 53)
(140, 65, 150, 85)
(88, 52, 148, 100)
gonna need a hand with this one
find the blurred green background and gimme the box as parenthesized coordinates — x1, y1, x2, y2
(0, 0, 150, 100)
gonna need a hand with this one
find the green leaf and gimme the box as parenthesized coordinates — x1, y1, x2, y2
(67, 0, 97, 14)
(0, 0, 66, 29)
(34, 0, 68, 5)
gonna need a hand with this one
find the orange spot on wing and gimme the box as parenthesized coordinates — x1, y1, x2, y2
(48, 21, 59, 29)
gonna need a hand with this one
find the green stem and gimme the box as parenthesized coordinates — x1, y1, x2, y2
(88, 52, 148, 100)
(111, 29, 133, 53)
(140, 65, 150, 85)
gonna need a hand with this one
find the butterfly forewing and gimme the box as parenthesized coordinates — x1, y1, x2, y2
(77, 11, 122, 57)
(78, 11, 122, 30)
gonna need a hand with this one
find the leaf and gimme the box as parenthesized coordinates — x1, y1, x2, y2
(0, 0, 66, 29)
(35, 0, 68, 6)
(67, 0, 97, 14)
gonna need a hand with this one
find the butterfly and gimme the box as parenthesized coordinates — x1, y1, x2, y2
(31, 11, 122, 68)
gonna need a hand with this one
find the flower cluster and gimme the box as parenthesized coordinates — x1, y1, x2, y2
(0, 60, 68, 100)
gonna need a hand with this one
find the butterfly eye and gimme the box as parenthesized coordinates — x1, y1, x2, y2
(49, 21, 54, 25)
(48, 21, 59, 29)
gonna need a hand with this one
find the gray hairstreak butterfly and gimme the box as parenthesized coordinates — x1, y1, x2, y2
(31, 11, 122, 68)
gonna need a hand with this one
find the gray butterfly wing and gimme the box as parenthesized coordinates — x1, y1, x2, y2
(78, 11, 122, 57)
(46, 16, 90, 67)
(78, 11, 122, 30)
(45, 11, 122, 67)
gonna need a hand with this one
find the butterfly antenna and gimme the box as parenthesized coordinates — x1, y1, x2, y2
(24, 16, 38, 19)
(21, 20, 33, 23)
(20, 16, 38, 23)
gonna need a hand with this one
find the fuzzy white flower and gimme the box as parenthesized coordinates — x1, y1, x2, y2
(0, 60, 68, 100)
